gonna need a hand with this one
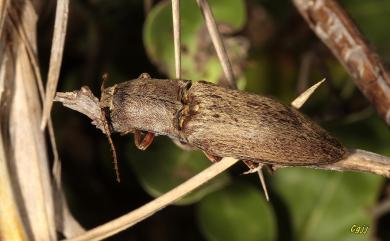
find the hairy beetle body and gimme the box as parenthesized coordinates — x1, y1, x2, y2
(180, 81, 347, 165)
(102, 77, 347, 165)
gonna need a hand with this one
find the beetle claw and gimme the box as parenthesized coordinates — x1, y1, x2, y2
(202, 151, 222, 163)
(134, 130, 155, 150)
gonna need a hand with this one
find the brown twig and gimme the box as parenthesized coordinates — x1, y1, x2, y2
(271, 149, 390, 178)
(293, 0, 390, 126)
(54, 86, 390, 178)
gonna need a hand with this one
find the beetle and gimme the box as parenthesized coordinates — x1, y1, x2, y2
(100, 73, 348, 167)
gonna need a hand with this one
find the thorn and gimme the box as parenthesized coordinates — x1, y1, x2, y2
(241, 164, 270, 201)
(257, 167, 270, 202)
(291, 78, 326, 109)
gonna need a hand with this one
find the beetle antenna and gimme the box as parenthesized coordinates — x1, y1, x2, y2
(100, 73, 121, 182)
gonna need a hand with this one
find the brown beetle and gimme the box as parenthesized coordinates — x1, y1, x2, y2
(100, 73, 347, 167)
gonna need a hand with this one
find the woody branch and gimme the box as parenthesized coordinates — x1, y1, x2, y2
(293, 0, 390, 126)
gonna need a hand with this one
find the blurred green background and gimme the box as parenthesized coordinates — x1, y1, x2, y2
(39, 0, 390, 240)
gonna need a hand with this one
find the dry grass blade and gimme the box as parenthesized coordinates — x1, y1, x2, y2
(60, 199, 85, 238)
(196, 0, 236, 89)
(172, 0, 181, 79)
(53, 162, 85, 238)
(41, 0, 69, 130)
(293, 0, 390, 126)
(62, 157, 239, 241)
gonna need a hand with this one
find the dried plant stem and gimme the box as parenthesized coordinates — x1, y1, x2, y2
(172, 0, 181, 79)
(62, 157, 239, 241)
(196, 0, 236, 89)
(41, 0, 69, 129)
(271, 149, 390, 178)
(321, 149, 390, 178)
(293, 0, 390, 126)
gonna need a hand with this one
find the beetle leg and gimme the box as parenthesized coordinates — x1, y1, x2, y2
(202, 151, 222, 163)
(134, 130, 155, 150)
(242, 160, 270, 201)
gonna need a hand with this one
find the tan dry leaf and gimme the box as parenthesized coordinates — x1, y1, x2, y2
(4, 1, 56, 240)
(0, 45, 29, 241)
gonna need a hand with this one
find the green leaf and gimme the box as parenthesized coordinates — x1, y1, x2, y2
(272, 168, 382, 241)
(143, 0, 248, 87)
(126, 137, 230, 205)
(197, 181, 276, 241)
